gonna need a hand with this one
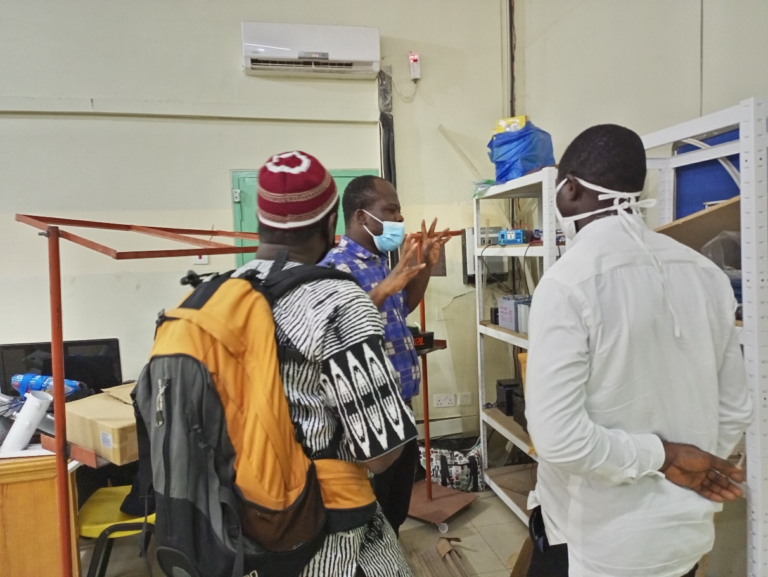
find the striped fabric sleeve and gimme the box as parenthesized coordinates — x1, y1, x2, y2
(319, 296, 417, 462)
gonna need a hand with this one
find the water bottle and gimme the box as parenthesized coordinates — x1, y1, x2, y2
(11, 374, 81, 397)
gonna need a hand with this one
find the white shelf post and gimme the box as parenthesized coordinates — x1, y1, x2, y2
(474, 168, 560, 525)
(739, 97, 768, 577)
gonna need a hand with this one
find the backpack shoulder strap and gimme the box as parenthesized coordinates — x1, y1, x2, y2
(178, 270, 236, 310)
(261, 265, 359, 303)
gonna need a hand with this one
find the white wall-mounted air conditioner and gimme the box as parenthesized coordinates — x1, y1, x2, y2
(242, 22, 380, 80)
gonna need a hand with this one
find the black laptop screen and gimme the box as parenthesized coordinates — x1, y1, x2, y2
(0, 338, 122, 395)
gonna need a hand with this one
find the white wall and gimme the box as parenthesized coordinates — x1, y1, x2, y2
(0, 1, 508, 429)
(515, 1, 768, 574)
(515, 0, 768, 158)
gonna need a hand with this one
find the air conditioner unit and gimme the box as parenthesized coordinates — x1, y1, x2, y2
(242, 22, 380, 80)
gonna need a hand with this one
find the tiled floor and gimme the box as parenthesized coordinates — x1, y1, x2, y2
(79, 489, 525, 576)
(79, 535, 161, 577)
(400, 488, 527, 576)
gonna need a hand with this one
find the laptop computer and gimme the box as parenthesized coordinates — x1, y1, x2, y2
(0, 338, 122, 396)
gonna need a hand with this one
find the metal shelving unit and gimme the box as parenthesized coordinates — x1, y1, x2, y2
(474, 98, 768, 545)
(474, 166, 559, 525)
(642, 97, 768, 576)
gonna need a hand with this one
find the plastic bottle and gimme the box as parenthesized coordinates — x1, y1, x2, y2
(11, 374, 81, 396)
(0, 391, 53, 453)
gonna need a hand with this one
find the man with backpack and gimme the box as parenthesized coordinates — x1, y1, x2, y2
(233, 152, 417, 576)
(135, 151, 417, 577)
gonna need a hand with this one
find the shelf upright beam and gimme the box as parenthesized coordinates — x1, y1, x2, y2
(474, 194, 490, 476)
(541, 168, 558, 270)
(657, 158, 675, 227)
(739, 97, 768, 577)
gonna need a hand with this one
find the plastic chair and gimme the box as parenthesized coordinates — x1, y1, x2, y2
(78, 485, 156, 577)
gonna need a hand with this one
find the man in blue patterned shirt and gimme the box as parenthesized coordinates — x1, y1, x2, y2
(321, 175, 450, 536)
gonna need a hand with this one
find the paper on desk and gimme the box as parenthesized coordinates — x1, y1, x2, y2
(0, 443, 54, 459)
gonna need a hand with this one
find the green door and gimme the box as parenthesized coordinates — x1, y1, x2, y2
(231, 169, 379, 268)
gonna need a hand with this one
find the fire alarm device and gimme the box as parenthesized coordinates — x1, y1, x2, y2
(409, 52, 421, 81)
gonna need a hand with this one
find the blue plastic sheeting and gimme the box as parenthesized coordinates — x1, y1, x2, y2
(488, 122, 555, 184)
(675, 129, 740, 219)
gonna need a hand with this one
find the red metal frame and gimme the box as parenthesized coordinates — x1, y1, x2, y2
(17, 214, 261, 261)
(415, 230, 462, 502)
(16, 214, 268, 577)
(16, 213, 462, 574)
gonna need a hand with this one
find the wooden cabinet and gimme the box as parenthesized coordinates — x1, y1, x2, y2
(0, 455, 80, 576)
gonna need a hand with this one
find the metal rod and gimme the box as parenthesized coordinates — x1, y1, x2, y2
(47, 226, 73, 577)
(416, 238, 432, 501)
(17, 213, 132, 231)
(153, 226, 261, 240)
(59, 229, 119, 259)
(114, 245, 260, 260)
(130, 225, 231, 249)
(421, 353, 432, 501)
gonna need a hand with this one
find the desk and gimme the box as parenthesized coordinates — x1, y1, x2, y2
(0, 455, 81, 575)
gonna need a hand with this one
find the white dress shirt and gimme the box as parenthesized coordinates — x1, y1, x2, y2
(526, 215, 752, 577)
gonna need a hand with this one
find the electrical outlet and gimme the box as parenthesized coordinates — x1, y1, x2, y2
(433, 393, 455, 408)
(458, 392, 472, 406)
(192, 255, 209, 265)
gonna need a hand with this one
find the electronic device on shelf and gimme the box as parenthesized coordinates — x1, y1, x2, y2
(0, 338, 122, 396)
(461, 227, 510, 285)
(498, 229, 532, 246)
(496, 378, 527, 432)
(408, 326, 435, 351)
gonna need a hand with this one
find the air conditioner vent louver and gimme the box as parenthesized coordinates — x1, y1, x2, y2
(242, 22, 380, 79)
(250, 59, 356, 70)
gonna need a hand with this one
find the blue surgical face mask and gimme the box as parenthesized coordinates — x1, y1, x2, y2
(363, 210, 405, 252)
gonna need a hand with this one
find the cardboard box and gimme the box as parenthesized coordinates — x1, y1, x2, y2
(65, 383, 138, 465)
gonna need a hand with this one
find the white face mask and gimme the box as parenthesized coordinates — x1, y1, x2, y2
(554, 176, 654, 241)
(554, 176, 681, 336)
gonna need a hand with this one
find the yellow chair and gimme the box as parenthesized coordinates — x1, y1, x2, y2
(78, 485, 156, 577)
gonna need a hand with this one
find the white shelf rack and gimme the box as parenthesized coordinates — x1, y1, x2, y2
(474, 166, 559, 524)
(484, 465, 537, 524)
(478, 321, 529, 348)
(478, 244, 547, 258)
(643, 97, 768, 576)
(482, 407, 537, 459)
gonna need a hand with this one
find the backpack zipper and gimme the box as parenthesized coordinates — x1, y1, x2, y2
(157, 378, 172, 535)
(156, 380, 169, 426)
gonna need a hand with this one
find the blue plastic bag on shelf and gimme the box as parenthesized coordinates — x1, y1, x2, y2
(487, 122, 555, 184)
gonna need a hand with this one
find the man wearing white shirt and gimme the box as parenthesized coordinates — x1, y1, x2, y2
(525, 124, 752, 577)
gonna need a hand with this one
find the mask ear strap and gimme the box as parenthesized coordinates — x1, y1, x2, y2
(573, 176, 641, 196)
(362, 210, 383, 225)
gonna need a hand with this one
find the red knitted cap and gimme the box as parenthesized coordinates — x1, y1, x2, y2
(257, 151, 338, 229)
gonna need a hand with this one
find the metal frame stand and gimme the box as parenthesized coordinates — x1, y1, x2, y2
(408, 230, 477, 531)
(16, 214, 260, 577)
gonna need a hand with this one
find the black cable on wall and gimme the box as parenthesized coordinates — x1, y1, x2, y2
(509, 0, 516, 116)
(378, 71, 400, 267)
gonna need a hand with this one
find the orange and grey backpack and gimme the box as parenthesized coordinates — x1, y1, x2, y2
(133, 254, 377, 577)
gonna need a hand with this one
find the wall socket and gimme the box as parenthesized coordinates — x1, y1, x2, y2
(192, 255, 209, 265)
(433, 393, 456, 408)
(458, 392, 472, 406)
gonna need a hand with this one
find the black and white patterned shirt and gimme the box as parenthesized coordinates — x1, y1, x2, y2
(235, 259, 417, 577)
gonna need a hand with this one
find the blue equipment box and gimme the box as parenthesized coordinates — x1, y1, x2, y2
(498, 229, 531, 245)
